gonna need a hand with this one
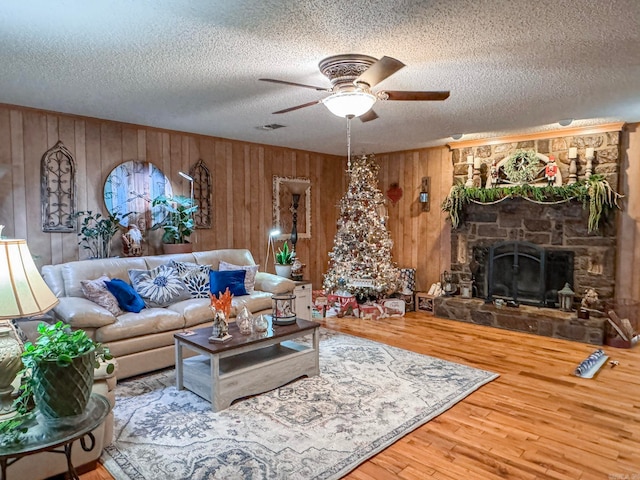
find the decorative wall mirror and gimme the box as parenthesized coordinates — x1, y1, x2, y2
(273, 176, 311, 242)
(103, 161, 172, 230)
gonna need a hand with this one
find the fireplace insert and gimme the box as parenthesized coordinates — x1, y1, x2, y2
(474, 241, 573, 307)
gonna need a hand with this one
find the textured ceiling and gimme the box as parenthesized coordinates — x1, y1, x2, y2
(1, 0, 639, 156)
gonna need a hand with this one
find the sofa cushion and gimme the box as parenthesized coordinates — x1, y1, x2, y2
(95, 308, 184, 343)
(105, 279, 146, 313)
(168, 298, 215, 328)
(193, 249, 256, 271)
(60, 257, 148, 298)
(81, 276, 123, 317)
(233, 291, 273, 314)
(219, 261, 259, 294)
(209, 270, 247, 297)
(103, 329, 179, 358)
(253, 272, 296, 295)
(143, 253, 197, 270)
(129, 264, 191, 308)
(53, 297, 118, 329)
(170, 260, 211, 298)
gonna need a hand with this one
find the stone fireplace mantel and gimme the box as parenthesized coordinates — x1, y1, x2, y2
(442, 125, 621, 343)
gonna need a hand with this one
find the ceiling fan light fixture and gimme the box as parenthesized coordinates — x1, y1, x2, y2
(322, 91, 376, 118)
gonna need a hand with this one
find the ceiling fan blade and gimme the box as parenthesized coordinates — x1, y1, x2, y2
(359, 110, 379, 123)
(355, 56, 405, 87)
(259, 78, 330, 92)
(382, 91, 450, 101)
(272, 100, 322, 114)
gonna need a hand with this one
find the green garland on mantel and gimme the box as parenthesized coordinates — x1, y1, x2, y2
(441, 174, 622, 232)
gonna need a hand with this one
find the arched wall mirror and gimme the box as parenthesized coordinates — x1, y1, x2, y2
(103, 161, 172, 230)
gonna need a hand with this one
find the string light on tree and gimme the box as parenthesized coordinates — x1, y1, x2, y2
(323, 154, 401, 300)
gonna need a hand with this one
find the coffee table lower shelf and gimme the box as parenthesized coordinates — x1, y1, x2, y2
(179, 340, 319, 412)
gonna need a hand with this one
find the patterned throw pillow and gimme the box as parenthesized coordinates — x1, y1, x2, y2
(170, 260, 211, 298)
(80, 276, 124, 316)
(218, 261, 259, 294)
(128, 264, 191, 308)
(399, 268, 416, 295)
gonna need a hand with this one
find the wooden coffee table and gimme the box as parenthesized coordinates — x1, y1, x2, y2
(174, 318, 320, 412)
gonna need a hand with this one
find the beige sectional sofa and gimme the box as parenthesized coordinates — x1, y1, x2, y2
(41, 249, 295, 380)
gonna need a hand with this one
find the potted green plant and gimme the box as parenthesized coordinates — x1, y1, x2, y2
(151, 194, 198, 254)
(16, 321, 114, 419)
(274, 241, 294, 278)
(72, 210, 130, 259)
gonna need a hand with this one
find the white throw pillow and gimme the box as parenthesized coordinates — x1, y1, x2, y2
(218, 261, 259, 294)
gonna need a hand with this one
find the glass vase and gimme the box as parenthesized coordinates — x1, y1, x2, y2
(237, 305, 254, 335)
(253, 314, 269, 333)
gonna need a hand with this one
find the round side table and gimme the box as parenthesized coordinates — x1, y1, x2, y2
(0, 393, 111, 480)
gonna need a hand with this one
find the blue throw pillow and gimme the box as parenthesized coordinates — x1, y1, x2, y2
(209, 270, 248, 297)
(104, 278, 146, 313)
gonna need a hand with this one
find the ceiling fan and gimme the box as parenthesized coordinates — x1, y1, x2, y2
(259, 54, 450, 122)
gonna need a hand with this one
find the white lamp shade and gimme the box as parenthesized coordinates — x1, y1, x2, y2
(0, 239, 59, 319)
(283, 179, 309, 196)
(322, 91, 376, 118)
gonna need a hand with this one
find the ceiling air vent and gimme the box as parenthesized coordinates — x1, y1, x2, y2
(256, 124, 286, 131)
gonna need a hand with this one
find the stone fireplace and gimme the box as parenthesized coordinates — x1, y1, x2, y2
(479, 240, 574, 307)
(459, 199, 615, 305)
(436, 126, 622, 344)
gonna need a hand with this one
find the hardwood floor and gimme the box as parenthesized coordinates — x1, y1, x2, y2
(80, 313, 640, 480)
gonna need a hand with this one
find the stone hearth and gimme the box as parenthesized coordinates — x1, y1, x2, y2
(434, 297, 606, 345)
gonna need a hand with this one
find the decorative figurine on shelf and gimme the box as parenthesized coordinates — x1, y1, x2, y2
(581, 288, 600, 311)
(545, 156, 558, 186)
(490, 159, 499, 187)
(291, 255, 305, 281)
(211, 309, 230, 340)
(209, 288, 233, 343)
(122, 223, 143, 257)
(441, 271, 457, 296)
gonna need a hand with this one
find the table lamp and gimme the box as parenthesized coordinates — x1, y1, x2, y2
(0, 238, 59, 414)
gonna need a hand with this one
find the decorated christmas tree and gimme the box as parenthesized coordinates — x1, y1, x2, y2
(323, 154, 400, 300)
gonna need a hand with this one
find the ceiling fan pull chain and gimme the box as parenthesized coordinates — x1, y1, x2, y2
(346, 115, 353, 172)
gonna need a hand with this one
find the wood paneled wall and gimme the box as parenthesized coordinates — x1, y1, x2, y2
(0, 104, 455, 291)
(375, 148, 452, 292)
(617, 122, 640, 301)
(7, 102, 637, 302)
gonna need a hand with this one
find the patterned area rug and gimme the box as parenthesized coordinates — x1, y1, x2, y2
(102, 329, 498, 479)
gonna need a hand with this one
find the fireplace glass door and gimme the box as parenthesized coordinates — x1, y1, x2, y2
(488, 241, 546, 305)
